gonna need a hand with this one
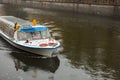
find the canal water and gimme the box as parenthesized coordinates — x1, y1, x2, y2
(0, 4, 120, 80)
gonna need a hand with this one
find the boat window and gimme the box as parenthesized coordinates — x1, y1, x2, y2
(17, 30, 51, 41)
(17, 32, 32, 41)
(41, 30, 51, 38)
(31, 32, 42, 40)
(17, 31, 42, 41)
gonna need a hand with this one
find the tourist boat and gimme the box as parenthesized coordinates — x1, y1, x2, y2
(0, 16, 60, 57)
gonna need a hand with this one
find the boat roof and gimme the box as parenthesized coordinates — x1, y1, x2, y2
(0, 16, 48, 32)
(20, 26, 47, 32)
(0, 16, 32, 27)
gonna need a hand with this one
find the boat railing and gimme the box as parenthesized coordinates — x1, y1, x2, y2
(0, 21, 14, 38)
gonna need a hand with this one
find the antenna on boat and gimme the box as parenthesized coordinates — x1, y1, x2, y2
(14, 22, 19, 31)
(32, 19, 37, 26)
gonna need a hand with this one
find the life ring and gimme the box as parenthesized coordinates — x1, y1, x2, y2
(39, 43, 48, 47)
(48, 42, 55, 45)
(48, 38, 56, 45)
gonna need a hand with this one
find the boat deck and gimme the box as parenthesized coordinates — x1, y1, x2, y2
(0, 16, 32, 27)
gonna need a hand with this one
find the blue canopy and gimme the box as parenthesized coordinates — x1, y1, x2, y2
(20, 26, 47, 32)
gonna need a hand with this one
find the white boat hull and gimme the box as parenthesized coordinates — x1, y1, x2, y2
(0, 31, 58, 57)
(0, 16, 60, 57)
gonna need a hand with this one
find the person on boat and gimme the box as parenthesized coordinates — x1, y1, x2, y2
(25, 39, 29, 43)
(14, 22, 19, 32)
(32, 19, 37, 26)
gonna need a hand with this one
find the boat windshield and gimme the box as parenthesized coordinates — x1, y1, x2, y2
(17, 30, 51, 41)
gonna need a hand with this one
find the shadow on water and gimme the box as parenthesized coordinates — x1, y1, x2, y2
(10, 51, 60, 73)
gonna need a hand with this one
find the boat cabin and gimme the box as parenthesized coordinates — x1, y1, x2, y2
(0, 16, 51, 41)
(17, 26, 51, 41)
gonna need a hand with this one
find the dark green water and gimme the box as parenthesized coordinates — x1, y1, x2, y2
(0, 4, 120, 80)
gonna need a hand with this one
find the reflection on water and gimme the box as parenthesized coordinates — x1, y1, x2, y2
(0, 4, 120, 80)
(10, 52, 60, 73)
(0, 51, 60, 80)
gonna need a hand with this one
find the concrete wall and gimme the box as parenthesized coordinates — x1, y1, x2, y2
(1, 0, 120, 16)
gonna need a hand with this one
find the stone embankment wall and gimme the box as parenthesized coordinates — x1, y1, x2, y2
(0, 0, 120, 16)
